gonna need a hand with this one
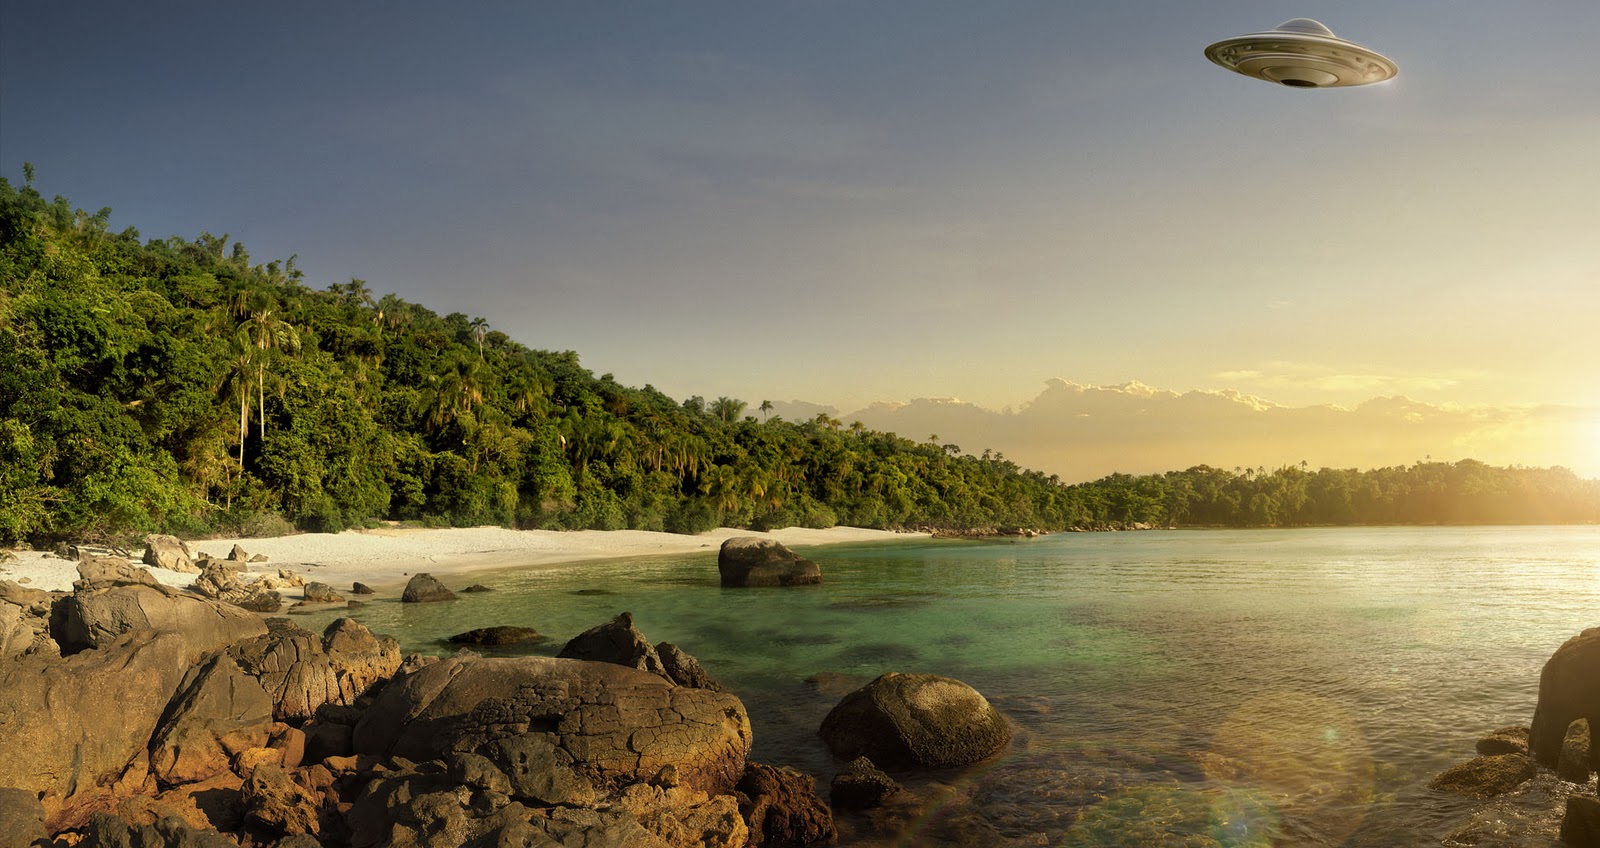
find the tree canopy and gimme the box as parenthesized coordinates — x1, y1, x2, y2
(2, 173, 1597, 545)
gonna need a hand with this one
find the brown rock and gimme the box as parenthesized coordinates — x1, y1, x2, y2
(0, 630, 190, 830)
(401, 572, 456, 602)
(241, 763, 321, 836)
(1563, 718, 1594, 783)
(829, 756, 899, 809)
(351, 581, 375, 595)
(74, 556, 161, 590)
(352, 653, 753, 797)
(1564, 796, 1600, 847)
(228, 544, 250, 562)
(1475, 725, 1529, 756)
(657, 641, 724, 692)
(449, 625, 546, 647)
(718, 537, 823, 587)
(1532, 628, 1600, 768)
(80, 811, 239, 847)
(228, 618, 401, 722)
(148, 651, 275, 787)
(53, 583, 267, 657)
(616, 783, 749, 848)
(142, 534, 195, 573)
(1428, 753, 1536, 797)
(737, 761, 837, 847)
(0, 786, 48, 847)
(819, 673, 1010, 769)
(268, 724, 308, 770)
(301, 582, 344, 604)
(115, 772, 244, 832)
(558, 611, 668, 678)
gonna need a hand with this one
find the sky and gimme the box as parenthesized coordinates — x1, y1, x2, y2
(4, 2, 1598, 479)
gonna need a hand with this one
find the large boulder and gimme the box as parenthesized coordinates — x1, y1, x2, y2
(52, 583, 267, 657)
(819, 672, 1010, 769)
(352, 653, 753, 796)
(401, 572, 456, 603)
(718, 537, 822, 587)
(228, 618, 402, 723)
(75, 557, 161, 590)
(148, 651, 275, 787)
(0, 630, 191, 829)
(142, 534, 196, 573)
(737, 762, 836, 848)
(1428, 753, 1536, 797)
(1533, 628, 1600, 768)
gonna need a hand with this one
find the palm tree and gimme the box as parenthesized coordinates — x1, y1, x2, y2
(470, 317, 488, 360)
(214, 340, 257, 470)
(759, 400, 774, 421)
(238, 308, 301, 442)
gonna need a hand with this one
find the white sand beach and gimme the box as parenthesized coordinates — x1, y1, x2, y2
(0, 526, 927, 595)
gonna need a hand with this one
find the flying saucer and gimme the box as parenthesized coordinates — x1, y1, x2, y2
(1205, 18, 1397, 88)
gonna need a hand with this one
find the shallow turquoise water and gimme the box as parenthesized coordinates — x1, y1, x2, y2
(296, 526, 1600, 846)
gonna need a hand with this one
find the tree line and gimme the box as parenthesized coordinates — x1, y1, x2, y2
(1, 172, 1596, 545)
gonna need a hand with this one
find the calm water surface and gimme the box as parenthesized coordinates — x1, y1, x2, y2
(301, 526, 1600, 846)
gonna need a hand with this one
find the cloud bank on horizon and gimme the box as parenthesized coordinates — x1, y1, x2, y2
(771, 379, 1600, 483)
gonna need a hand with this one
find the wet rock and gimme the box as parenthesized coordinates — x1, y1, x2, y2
(829, 757, 899, 810)
(301, 582, 343, 604)
(228, 618, 401, 722)
(1475, 725, 1530, 756)
(737, 761, 836, 847)
(241, 763, 321, 836)
(1563, 796, 1600, 847)
(401, 572, 456, 603)
(449, 625, 546, 647)
(351, 581, 375, 595)
(53, 583, 267, 657)
(658, 641, 724, 692)
(352, 652, 753, 796)
(558, 612, 668, 678)
(0, 786, 48, 847)
(462, 583, 494, 593)
(1428, 753, 1536, 797)
(1531, 628, 1600, 768)
(819, 672, 1010, 769)
(718, 537, 823, 587)
(148, 651, 275, 787)
(0, 630, 190, 830)
(142, 534, 196, 574)
(1563, 718, 1594, 783)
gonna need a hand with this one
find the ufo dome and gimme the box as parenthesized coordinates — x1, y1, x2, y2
(1204, 18, 1397, 88)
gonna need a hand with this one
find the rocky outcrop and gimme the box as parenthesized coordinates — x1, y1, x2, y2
(1564, 796, 1600, 847)
(737, 762, 836, 847)
(191, 563, 282, 613)
(1563, 718, 1594, 783)
(0, 787, 48, 847)
(240, 763, 321, 837)
(228, 618, 401, 723)
(0, 629, 191, 829)
(819, 672, 1010, 769)
(1428, 753, 1536, 797)
(829, 756, 899, 809)
(352, 653, 753, 796)
(1475, 725, 1529, 756)
(53, 582, 267, 657)
(401, 572, 456, 603)
(148, 651, 275, 788)
(559, 612, 668, 676)
(78, 812, 239, 848)
(75, 556, 161, 590)
(449, 625, 546, 647)
(1531, 628, 1600, 768)
(142, 534, 195, 574)
(718, 537, 823, 587)
(1, 593, 55, 660)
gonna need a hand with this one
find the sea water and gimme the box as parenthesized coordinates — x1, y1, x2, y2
(296, 526, 1600, 846)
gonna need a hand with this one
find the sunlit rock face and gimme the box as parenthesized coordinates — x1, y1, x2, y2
(1531, 627, 1600, 769)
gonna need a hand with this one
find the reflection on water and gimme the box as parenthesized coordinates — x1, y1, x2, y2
(293, 526, 1600, 846)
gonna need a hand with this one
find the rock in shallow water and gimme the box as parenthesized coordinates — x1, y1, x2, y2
(819, 672, 1010, 769)
(718, 537, 823, 587)
(401, 571, 456, 602)
(1531, 628, 1600, 768)
(1429, 753, 1536, 797)
(1562, 718, 1594, 784)
(830, 756, 900, 810)
(449, 625, 546, 646)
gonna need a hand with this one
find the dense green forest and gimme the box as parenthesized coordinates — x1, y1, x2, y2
(2, 172, 1597, 546)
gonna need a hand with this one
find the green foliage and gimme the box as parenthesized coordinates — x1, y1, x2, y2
(1, 173, 1596, 546)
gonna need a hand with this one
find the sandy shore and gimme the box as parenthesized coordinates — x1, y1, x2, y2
(0, 526, 928, 595)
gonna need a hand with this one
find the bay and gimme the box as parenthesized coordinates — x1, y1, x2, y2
(299, 526, 1600, 846)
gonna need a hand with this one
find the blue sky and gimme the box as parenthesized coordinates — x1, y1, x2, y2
(5, 2, 1598, 475)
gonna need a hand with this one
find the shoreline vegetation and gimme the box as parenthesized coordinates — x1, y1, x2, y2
(2, 174, 1597, 551)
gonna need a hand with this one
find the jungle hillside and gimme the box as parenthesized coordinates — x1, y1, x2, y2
(3, 173, 1597, 546)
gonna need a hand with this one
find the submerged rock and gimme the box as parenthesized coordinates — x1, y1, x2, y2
(449, 625, 546, 647)
(830, 757, 899, 810)
(819, 672, 1010, 769)
(1428, 753, 1536, 797)
(718, 537, 823, 588)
